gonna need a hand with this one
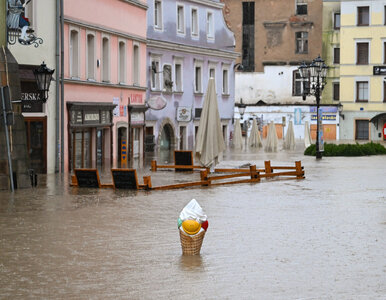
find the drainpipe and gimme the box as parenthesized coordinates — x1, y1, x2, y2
(60, 0, 64, 173)
(55, 0, 59, 173)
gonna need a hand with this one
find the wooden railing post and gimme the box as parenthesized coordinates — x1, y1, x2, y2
(151, 160, 157, 172)
(200, 169, 209, 186)
(143, 176, 152, 189)
(264, 161, 272, 174)
(249, 165, 260, 181)
(295, 161, 304, 179)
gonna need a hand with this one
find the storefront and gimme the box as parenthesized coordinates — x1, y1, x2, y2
(20, 64, 47, 173)
(67, 102, 116, 172)
(128, 104, 147, 167)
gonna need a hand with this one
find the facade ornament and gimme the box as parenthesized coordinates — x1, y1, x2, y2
(7, 0, 43, 47)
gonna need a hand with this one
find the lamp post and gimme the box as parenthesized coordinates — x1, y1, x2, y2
(33, 62, 55, 102)
(298, 56, 328, 159)
(237, 98, 247, 148)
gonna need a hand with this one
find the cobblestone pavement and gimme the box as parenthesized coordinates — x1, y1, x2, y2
(1, 143, 385, 299)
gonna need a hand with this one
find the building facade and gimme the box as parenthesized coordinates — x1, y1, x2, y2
(146, 0, 238, 156)
(223, 0, 340, 142)
(63, 0, 148, 172)
(9, 0, 57, 174)
(340, 0, 386, 141)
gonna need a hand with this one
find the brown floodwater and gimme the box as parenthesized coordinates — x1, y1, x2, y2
(1, 144, 385, 299)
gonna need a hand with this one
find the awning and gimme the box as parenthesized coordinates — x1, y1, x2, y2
(370, 113, 386, 129)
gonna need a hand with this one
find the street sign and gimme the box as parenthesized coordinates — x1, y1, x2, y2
(373, 66, 386, 75)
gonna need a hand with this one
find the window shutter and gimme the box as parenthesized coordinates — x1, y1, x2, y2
(357, 43, 368, 64)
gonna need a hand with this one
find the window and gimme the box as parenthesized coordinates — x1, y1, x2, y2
(384, 42, 386, 64)
(292, 70, 303, 96)
(102, 37, 110, 82)
(357, 6, 369, 26)
(133, 44, 140, 85)
(356, 81, 368, 102)
(333, 47, 340, 64)
(296, 0, 307, 15)
(194, 61, 202, 93)
(70, 30, 79, 78)
(242, 1, 255, 72)
(150, 58, 160, 90)
(154, 0, 162, 29)
(222, 68, 229, 95)
(87, 34, 95, 80)
(355, 120, 369, 140)
(385, 6, 386, 25)
(357, 42, 369, 65)
(174, 62, 182, 92)
(206, 11, 214, 39)
(333, 82, 340, 101)
(163, 65, 172, 92)
(384, 81, 386, 102)
(118, 41, 126, 83)
(296, 32, 308, 54)
(334, 13, 341, 29)
(191, 8, 198, 37)
(177, 5, 185, 34)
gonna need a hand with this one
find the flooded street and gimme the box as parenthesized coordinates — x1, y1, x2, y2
(1, 144, 385, 299)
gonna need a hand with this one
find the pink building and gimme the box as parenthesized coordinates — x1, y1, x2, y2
(63, 0, 147, 172)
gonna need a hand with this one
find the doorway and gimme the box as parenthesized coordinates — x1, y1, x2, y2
(24, 117, 47, 173)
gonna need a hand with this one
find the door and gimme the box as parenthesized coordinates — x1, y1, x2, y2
(25, 117, 47, 173)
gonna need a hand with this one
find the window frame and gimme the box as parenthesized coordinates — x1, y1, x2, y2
(292, 70, 304, 96)
(133, 43, 140, 86)
(101, 35, 110, 82)
(296, 0, 307, 16)
(357, 6, 369, 26)
(333, 82, 340, 101)
(383, 41, 386, 64)
(355, 119, 370, 140)
(384, 81, 386, 103)
(154, 0, 163, 30)
(356, 81, 369, 102)
(194, 60, 203, 94)
(333, 47, 340, 64)
(150, 56, 161, 91)
(206, 10, 214, 40)
(173, 57, 183, 92)
(356, 41, 369, 65)
(86, 31, 96, 81)
(334, 12, 341, 30)
(118, 40, 126, 84)
(176, 4, 185, 35)
(222, 65, 230, 95)
(295, 31, 308, 54)
(191, 7, 199, 38)
(69, 27, 80, 79)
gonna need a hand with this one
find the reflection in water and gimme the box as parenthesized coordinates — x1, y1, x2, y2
(0, 143, 385, 298)
(179, 255, 204, 271)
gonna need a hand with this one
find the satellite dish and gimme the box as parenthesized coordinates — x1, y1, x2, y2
(147, 95, 167, 110)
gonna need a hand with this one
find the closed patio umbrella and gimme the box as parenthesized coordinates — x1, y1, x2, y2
(283, 121, 295, 150)
(248, 119, 262, 148)
(195, 78, 226, 168)
(264, 121, 278, 152)
(304, 121, 311, 149)
(233, 119, 243, 149)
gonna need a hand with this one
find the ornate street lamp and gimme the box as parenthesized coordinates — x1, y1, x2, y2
(238, 98, 246, 120)
(33, 62, 55, 102)
(298, 56, 328, 159)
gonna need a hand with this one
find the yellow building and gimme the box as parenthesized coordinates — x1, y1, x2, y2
(340, 0, 386, 141)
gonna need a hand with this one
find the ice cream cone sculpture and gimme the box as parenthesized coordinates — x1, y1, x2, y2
(178, 199, 208, 255)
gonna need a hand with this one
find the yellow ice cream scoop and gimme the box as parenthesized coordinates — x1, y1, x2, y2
(181, 219, 201, 235)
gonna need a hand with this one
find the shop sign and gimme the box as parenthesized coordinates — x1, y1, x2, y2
(21, 82, 43, 113)
(131, 112, 144, 124)
(373, 66, 386, 75)
(71, 110, 83, 124)
(177, 106, 191, 122)
(100, 111, 111, 124)
(130, 94, 144, 105)
(147, 95, 167, 110)
(84, 112, 100, 124)
(311, 114, 336, 121)
(310, 106, 337, 113)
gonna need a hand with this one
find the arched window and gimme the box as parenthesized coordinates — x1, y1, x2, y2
(102, 37, 110, 82)
(87, 34, 95, 80)
(70, 30, 79, 78)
